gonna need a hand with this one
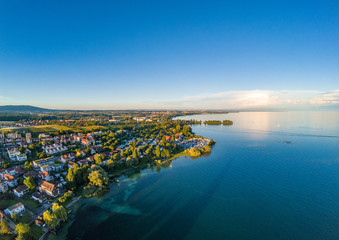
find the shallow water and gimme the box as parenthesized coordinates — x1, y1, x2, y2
(52, 111, 339, 240)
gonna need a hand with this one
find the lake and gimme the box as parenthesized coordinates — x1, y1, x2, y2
(51, 111, 339, 240)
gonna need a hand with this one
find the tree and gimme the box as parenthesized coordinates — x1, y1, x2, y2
(43, 210, 58, 229)
(67, 168, 75, 184)
(52, 203, 68, 222)
(155, 146, 161, 158)
(176, 124, 181, 133)
(0, 218, 11, 235)
(163, 149, 170, 158)
(162, 135, 167, 144)
(15, 223, 30, 240)
(132, 149, 138, 159)
(23, 176, 36, 190)
(24, 161, 33, 171)
(94, 154, 102, 165)
(11, 213, 18, 222)
(88, 165, 108, 187)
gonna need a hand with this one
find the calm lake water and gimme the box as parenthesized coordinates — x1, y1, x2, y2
(51, 111, 339, 240)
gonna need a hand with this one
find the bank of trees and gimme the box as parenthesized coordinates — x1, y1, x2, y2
(43, 203, 68, 229)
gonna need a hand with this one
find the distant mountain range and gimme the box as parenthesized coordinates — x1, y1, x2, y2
(0, 105, 55, 113)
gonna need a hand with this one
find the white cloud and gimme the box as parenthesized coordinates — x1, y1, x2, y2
(174, 90, 339, 109)
(310, 90, 339, 106)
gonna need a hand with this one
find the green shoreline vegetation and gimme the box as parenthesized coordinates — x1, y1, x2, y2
(203, 120, 233, 125)
(0, 111, 226, 239)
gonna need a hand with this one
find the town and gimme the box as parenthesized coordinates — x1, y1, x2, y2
(0, 111, 215, 240)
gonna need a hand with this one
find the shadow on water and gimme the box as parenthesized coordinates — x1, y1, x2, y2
(142, 157, 235, 240)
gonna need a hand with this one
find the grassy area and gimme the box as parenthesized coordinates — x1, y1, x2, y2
(0, 198, 17, 210)
(82, 186, 98, 198)
(19, 212, 32, 224)
(22, 196, 40, 208)
(1, 234, 15, 240)
(30, 224, 44, 240)
(1, 124, 107, 134)
(77, 125, 107, 131)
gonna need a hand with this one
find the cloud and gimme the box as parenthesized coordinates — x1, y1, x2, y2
(310, 90, 339, 106)
(175, 90, 339, 110)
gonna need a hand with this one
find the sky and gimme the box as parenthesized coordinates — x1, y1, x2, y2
(0, 0, 338, 110)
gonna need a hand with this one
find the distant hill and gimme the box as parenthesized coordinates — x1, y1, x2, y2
(0, 105, 54, 112)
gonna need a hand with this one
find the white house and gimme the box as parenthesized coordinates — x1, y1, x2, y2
(0, 181, 8, 192)
(16, 153, 27, 162)
(8, 150, 21, 161)
(4, 203, 25, 217)
(13, 185, 29, 197)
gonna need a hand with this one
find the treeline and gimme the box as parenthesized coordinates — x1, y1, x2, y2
(203, 120, 233, 125)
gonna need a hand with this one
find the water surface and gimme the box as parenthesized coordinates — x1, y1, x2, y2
(52, 112, 339, 240)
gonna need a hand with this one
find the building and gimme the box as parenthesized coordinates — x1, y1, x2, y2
(0, 181, 8, 192)
(42, 143, 68, 155)
(13, 185, 29, 197)
(39, 181, 59, 197)
(26, 133, 32, 144)
(61, 153, 76, 163)
(38, 171, 54, 181)
(3, 174, 18, 187)
(78, 159, 90, 166)
(4, 203, 25, 217)
(32, 192, 46, 204)
(5, 166, 24, 176)
(68, 161, 78, 169)
(16, 153, 27, 162)
(33, 158, 54, 169)
(23, 170, 39, 179)
(7, 133, 21, 139)
(8, 150, 21, 161)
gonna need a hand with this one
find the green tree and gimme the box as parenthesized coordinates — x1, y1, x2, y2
(155, 145, 161, 158)
(132, 149, 138, 159)
(43, 210, 59, 229)
(24, 161, 33, 171)
(52, 203, 68, 222)
(67, 168, 75, 183)
(11, 213, 18, 222)
(88, 165, 109, 187)
(15, 223, 30, 240)
(161, 135, 167, 145)
(23, 176, 36, 190)
(94, 154, 102, 165)
(0, 218, 11, 235)
(176, 124, 181, 133)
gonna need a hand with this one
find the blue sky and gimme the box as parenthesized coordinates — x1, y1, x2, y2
(0, 0, 338, 110)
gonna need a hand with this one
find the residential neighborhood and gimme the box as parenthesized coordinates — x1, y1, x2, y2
(0, 112, 214, 239)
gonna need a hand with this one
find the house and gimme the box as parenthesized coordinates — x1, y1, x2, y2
(78, 159, 89, 167)
(4, 203, 25, 217)
(42, 143, 68, 155)
(39, 181, 59, 197)
(61, 153, 76, 163)
(32, 192, 46, 204)
(16, 153, 27, 162)
(5, 166, 24, 176)
(33, 158, 54, 170)
(13, 185, 29, 197)
(8, 150, 21, 161)
(40, 165, 55, 173)
(0, 181, 8, 192)
(3, 174, 18, 187)
(68, 161, 78, 169)
(23, 170, 39, 179)
(35, 216, 45, 227)
(38, 171, 54, 181)
(175, 133, 183, 139)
